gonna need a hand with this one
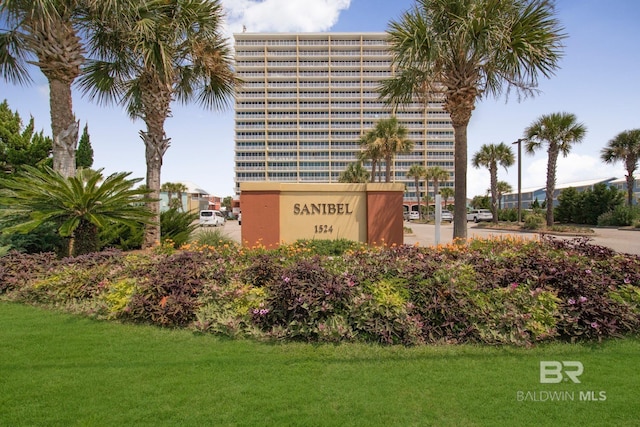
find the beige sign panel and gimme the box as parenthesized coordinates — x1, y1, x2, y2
(279, 184, 367, 243)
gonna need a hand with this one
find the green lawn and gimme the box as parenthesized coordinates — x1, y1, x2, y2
(1, 302, 638, 427)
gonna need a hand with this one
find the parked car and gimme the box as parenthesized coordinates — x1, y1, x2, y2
(466, 209, 493, 223)
(199, 210, 226, 227)
(441, 210, 453, 222)
(404, 211, 420, 221)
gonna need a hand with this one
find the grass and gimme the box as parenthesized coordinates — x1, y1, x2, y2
(1, 302, 639, 427)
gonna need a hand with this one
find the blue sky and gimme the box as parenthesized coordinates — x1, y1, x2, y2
(1, 0, 638, 198)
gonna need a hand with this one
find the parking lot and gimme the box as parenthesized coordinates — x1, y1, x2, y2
(217, 221, 640, 256)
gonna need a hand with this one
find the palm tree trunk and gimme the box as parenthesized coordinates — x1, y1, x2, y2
(546, 147, 560, 226)
(142, 129, 170, 248)
(452, 123, 468, 239)
(49, 78, 79, 178)
(370, 159, 377, 183)
(625, 159, 636, 206)
(489, 163, 498, 223)
(424, 177, 429, 219)
(626, 174, 635, 206)
(414, 177, 420, 218)
(384, 155, 392, 182)
(73, 220, 99, 256)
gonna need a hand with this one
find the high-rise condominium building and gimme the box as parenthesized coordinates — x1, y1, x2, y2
(233, 32, 454, 205)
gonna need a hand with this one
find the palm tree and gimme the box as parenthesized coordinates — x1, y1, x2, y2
(339, 161, 370, 183)
(0, 0, 123, 178)
(406, 164, 426, 218)
(496, 180, 514, 211)
(161, 182, 188, 211)
(601, 129, 640, 206)
(374, 117, 413, 183)
(440, 186, 454, 210)
(472, 143, 515, 223)
(525, 112, 587, 226)
(79, 0, 237, 248)
(358, 131, 383, 183)
(425, 166, 449, 198)
(379, 0, 565, 239)
(0, 166, 154, 256)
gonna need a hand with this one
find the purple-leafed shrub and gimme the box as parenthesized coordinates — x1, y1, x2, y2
(253, 256, 355, 340)
(0, 251, 58, 294)
(123, 251, 209, 327)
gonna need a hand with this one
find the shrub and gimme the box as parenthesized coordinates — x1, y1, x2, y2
(350, 278, 424, 345)
(2, 237, 639, 347)
(498, 208, 518, 222)
(193, 280, 266, 338)
(160, 208, 199, 248)
(254, 257, 356, 341)
(123, 251, 209, 327)
(240, 252, 285, 288)
(597, 205, 639, 227)
(290, 239, 363, 256)
(523, 213, 545, 230)
(470, 283, 560, 345)
(190, 228, 236, 248)
(0, 251, 58, 294)
(100, 223, 143, 251)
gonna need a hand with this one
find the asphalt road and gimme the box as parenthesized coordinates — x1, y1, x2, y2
(215, 220, 640, 256)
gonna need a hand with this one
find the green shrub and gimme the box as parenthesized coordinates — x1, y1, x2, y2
(100, 223, 143, 251)
(103, 278, 138, 317)
(523, 213, 545, 230)
(470, 283, 560, 345)
(597, 205, 639, 227)
(161, 208, 199, 248)
(498, 208, 518, 222)
(190, 228, 236, 248)
(193, 280, 266, 337)
(290, 238, 362, 256)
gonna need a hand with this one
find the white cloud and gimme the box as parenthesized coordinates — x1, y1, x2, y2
(221, 0, 351, 34)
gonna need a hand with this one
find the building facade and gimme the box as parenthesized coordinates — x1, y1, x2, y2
(233, 32, 455, 204)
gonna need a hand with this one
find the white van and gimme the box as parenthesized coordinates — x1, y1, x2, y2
(199, 210, 226, 227)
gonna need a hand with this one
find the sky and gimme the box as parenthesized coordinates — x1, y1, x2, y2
(1, 0, 639, 198)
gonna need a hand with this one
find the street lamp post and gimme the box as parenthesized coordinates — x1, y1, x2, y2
(512, 138, 524, 223)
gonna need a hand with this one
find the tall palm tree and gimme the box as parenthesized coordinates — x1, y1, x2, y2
(0, 165, 154, 256)
(440, 186, 454, 209)
(496, 180, 514, 211)
(0, 0, 123, 178)
(601, 129, 640, 206)
(79, 0, 237, 248)
(406, 164, 426, 218)
(425, 166, 449, 198)
(339, 161, 370, 183)
(472, 143, 515, 223)
(379, 0, 565, 239)
(525, 112, 587, 226)
(374, 116, 413, 183)
(358, 131, 383, 183)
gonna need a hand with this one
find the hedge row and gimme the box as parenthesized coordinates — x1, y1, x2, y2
(1, 236, 639, 346)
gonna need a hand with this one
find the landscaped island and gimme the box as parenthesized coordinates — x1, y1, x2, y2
(2, 236, 638, 347)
